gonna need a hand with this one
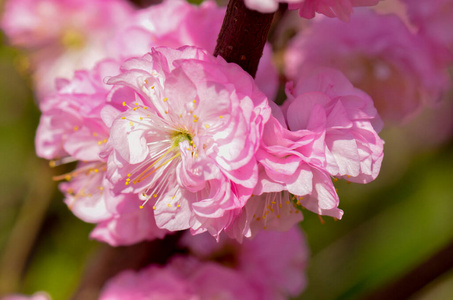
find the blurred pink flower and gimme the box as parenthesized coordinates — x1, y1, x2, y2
(285, 10, 451, 123)
(0, 0, 134, 97)
(289, 0, 380, 21)
(99, 263, 197, 300)
(181, 226, 308, 300)
(102, 46, 271, 238)
(100, 256, 261, 300)
(401, 0, 453, 63)
(109, 0, 279, 100)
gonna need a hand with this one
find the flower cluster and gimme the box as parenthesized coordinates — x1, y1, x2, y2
(4, 0, 428, 298)
(25, 0, 387, 247)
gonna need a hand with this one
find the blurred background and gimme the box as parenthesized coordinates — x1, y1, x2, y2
(1, 0, 453, 299)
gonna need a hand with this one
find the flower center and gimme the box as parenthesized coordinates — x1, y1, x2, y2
(171, 130, 192, 148)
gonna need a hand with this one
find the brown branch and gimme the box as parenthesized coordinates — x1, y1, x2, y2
(363, 239, 453, 300)
(214, 0, 275, 78)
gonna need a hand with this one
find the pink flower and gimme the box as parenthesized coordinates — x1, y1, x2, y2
(232, 68, 383, 233)
(181, 226, 308, 300)
(109, 0, 278, 100)
(289, 0, 380, 21)
(285, 10, 451, 122)
(0, 0, 134, 97)
(284, 68, 384, 184)
(102, 46, 271, 238)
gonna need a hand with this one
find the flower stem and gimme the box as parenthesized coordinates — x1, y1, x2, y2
(214, 0, 275, 78)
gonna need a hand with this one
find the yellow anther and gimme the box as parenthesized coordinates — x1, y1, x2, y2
(129, 121, 134, 126)
(93, 132, 98, 137)
(140, 117, 143, 120)
(153, 194, 157, 198)
(98, 186, 104, 191)
(163, 98, 168, 102)
(193, 100, 196, 103)
(333, 177, 338, 182)
(151, 86, 155, 89)
(122, 101, 126, 106)
(65, 175, 72, 181)
(165, 111, 168, 114)
(219, 115, 223, 119)
(94, 169, 99, 173)
(122, 117, 126, 120)
(73, 126, 79, 131)
(127, 173, 131, 177)
(153, 206, 156, 210)
(103, 139, 107, 143)
(177, 204, 181, 208)
(97, 141, 103, 145)
(144, 107, 148, 110)
(167, 203, 172, 208)
(139, 206, 143, 209)
(204, 124, 210, 129)
(346, 175, 351, 178)
(49, 160, 56, 167)
(276, 215, 281, 219)
(125, 182, 129, 185)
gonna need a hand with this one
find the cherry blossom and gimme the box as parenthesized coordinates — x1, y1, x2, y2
(102, 46, 271, 238)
